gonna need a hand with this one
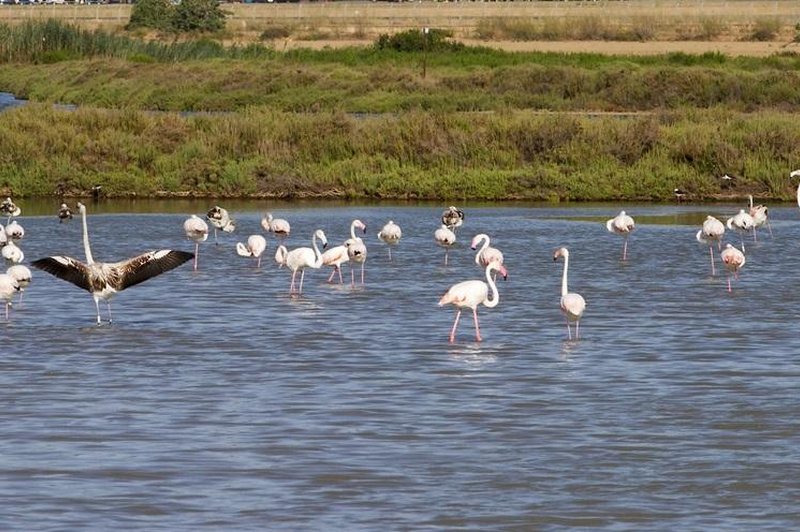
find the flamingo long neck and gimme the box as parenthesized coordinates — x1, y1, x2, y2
(311, 233, 323, 267)
(350, 221, 358, 240)
(475, 235, 490, 265)
(561, 253, 569, 298)
(748, 195, 754, 209)
(80, 208, 94, 264)
(483, 263, 500, 308)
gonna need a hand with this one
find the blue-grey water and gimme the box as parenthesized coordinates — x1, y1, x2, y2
(2, 201, 799, 530)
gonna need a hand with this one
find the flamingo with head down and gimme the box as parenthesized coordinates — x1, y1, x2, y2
(434, 224, 456, 266)
(606, 210, 635, 260)
(377, 220, 402, 260)
(183, 214, 209, 271)
(696, 215, 725, 276)
(720, 244, 745, 293)
(236, 235, 268, 268)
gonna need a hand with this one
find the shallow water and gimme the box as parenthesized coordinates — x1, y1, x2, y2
(2, 201, 799, 530)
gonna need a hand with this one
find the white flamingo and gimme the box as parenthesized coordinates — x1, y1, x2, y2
(438, 260, 507, 343)
(434, 224, 456, 266)
(5, 220, 23, 241)
(748, 195, 771, 240)
(322, 219, 366, 284)
(720, 243, 745, 293)
(696, 215, 725, 275)
(553, 247, 586, 341)
(726, 209, 754, 252)
(285, 229, 328, 295)
(6, 264, 31, 306)
(606, 210, 635, 260)
(347, 236, 368, 286)
(206, 206, 235, 244)
(32, 202, 194, 325)
(0, 197, 20, 224)
(1, 241, 23, 264)
(275, 245, 288, 268)
(441, 206, 465, 231)
(58, 203, 73, 223)
(261, 213, 291, 241)
(471, 234, 504, 269)
(0, 273, 19, 321)
(236, 234, 268, 268)
(183, 214, 209, 271)
(793, 169, 800, 207)
(377, 220, 402, 260)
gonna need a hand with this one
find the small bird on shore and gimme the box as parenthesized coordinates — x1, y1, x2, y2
(673, 188, 688, 202)
(58, 203, 73, 223)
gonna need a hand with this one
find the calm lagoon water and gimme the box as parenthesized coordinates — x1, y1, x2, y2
(1, 201, 799, 530)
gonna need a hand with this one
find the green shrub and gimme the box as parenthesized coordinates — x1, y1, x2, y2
(126, 0, 175, 32)
(259, 26, 292, 41)
(172, 0, 228, 33)
(748, 18, 781, 41)
(374, 28, 464, 53)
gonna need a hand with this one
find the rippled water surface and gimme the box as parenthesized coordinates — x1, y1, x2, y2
(3, 201, 799, 530)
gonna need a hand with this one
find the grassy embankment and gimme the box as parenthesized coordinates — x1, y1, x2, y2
(1, 21, 799, 200)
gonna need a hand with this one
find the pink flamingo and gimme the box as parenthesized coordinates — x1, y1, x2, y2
(696, 215, 725, 275)
(6, 264, 31, 306)
(236, 234, 268, 268)
(322, 219, 366, 284)
(261, 213, 291, 241)
(434, 224, 456, 266)
(377, 220, 402, 260)
(347, 236, 367, 286)
(285, 229, 327, 295)
(0, 273, 19, 321)
(606, 210, 635, 260)
(726, 209, 754, 252)
(720, 243, 745, 293)
(183, 214, 209, 271)
(748, 195, 771, 240)
(438, 260, 507, 343)
(471, 233, 504, 268)
(553, 247, 586, 340)
(275, 245, 288, 268)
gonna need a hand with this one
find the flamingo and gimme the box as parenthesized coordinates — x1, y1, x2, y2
(183, 214, 209, 271)
(346, 236, 367, 286)
(5, 220, 23, 242)
(696, 215, 725, 275)
(434, 224, 456, 266)
(720, 244, 745, 293)
(748, 195, 771, 240)
(606, 210, 635, 260)
(1, 241, 23, 264)
(441, 206, 465, 231)
(261, 213, 291, 241)
(471, 234, 504, 269)
(236, 235, 268, 268)
(58, 203, 73, 223)
(0, 273, 19, 321)
(285, 229, 328, 295)
(438, 260, 507, 343)
(0, 197, 20, 224)
(206, 206, 236, 244)
(322, 219, 366, 284)
(275, 245, 288, 268)
(31, 202, 194, 325)
(377, 220, 402, 260)
(553, 247, 586, 341)
(726, 209, 754, 252)
(6, 264, 31, 305)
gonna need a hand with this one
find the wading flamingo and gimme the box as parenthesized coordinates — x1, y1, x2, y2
(285, 229, 328, 296)
(748, 195, 771, 240)
(58, 203, 73, 223)
(438, 260, 507, 343)
(206, 206, 236, 244)
(236, 234, 268, 268)
(261, 213, 291, 241)
(720, 243, 745, 293)
(322, 219, 366, 284)
(32, 202, 194, 325)
(377, 220, 402, 260)
(696, 215, 725, 275)
(0, 197, 20, 224)
(553, 247, 586, 341)
(6, 264, 31, 306)
(1, 241, 23, 264)
(606, 210, 635, 260)
(347, 236, 368, 286)
(441, 206, 465, 231)
(0, 273, 19, 321)
(275, 245, 288, 268)
(726, 209, 754, 252)
(792, 169, 800, 208)
(5, 220, 23, 242)
(471, 234, 504, 269)
(434, 224, 456, 266)
(183, 214, 209, 271)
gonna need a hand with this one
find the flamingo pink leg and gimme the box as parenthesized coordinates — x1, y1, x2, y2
(106, 301, 113, 323)
(193, 243, 199, 271)
(449, 310, 462, 343)
(257, 256, 262, 268)
(327, 268, 336, 283)
(767, 221, 773, 237)
(387, 247, 392, 261)
(444, 248, 449, 266)
(290, 270, 297, 294)
(727, 275, 732, 293)
(622, 237, 628, 261)
(18, 291, 23, 307)
(338, 267, 344, 284)
(472, 308, 482, 342)
(361, 262, 365, 285)
(298, 269, 306, 294)
(565, 318, 572, 340)
(575, 320, 580, 340)
(709, 246, 716, 276)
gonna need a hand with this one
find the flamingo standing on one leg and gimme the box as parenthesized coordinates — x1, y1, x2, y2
(183, 214, 209, 271)
(1, 241, 23, 265)
(0, 197, 20, 225)
(377, 220, 402, 260)
(606, 210, 635, 261)
(285, 229, 328, 296)
(236, 235, 268, 268)
(696, 215, 725, 276)
(726, 209, 754, 252)
(438, 260, 507, 343)
(206, 206, 236, 245)
(748, 195, 771, 240)
(5, 220, 24, 242)
(261, 213, 291, 242)
(553, 247, 586, 341)
(434, 224, 456, 266)
(6, 264, 31, 306)
(720, 243, 745, 293)
(441, 206, 465, 232)
(0, 273, 20, 321)
(322, 219, 366, 284)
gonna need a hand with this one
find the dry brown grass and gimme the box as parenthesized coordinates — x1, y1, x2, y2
(0, 1, 799, 55)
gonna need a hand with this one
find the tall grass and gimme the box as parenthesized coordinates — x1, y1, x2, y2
(1, 105, 798, 201)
